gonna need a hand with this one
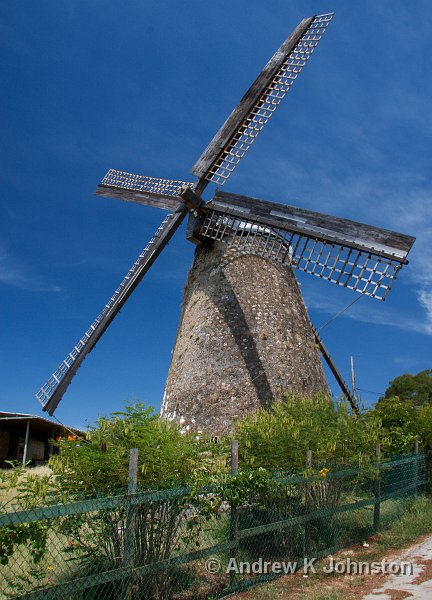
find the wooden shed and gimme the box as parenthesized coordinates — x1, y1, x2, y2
(0, 412, 83, 467)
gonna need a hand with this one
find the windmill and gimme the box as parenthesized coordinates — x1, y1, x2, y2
(35, 13, 415, 433)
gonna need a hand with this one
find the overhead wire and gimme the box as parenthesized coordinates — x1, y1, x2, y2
(50, 413, 87, 440)
(357, 388, 384, 396)
(314, 293, 364, 335)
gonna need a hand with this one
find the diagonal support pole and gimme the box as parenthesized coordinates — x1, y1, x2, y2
(311, 326, 359, 414)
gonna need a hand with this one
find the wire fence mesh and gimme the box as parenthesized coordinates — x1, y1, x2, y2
(0, 452, 427, 599)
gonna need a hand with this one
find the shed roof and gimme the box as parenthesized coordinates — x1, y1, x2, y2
(0, 412, 84, 435)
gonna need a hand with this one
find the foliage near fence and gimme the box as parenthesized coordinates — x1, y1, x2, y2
(0, 451, 427, 599)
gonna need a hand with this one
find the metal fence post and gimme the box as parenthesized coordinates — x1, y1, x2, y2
(230, 440, 239, 588)
(123, 448, 138, 594)
(373, 443, 381, 531)
(128, 448, 139, 496)
(304, 450, 312, 558)
(415, 439, 420, 495)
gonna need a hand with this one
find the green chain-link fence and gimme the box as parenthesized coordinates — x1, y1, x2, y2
(0, 451, 427, 599)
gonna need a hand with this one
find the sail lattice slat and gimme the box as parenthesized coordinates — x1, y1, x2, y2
(100, 169, 194, 196)
(199, 209, 401, 300)
(203, 14, 334, 184)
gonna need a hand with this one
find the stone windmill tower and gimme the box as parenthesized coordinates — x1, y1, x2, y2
(36, 13, 415, 435)
(160, 238, 328, 434)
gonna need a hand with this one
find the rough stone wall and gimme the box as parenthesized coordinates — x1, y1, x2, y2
(161, 240, 328, 434)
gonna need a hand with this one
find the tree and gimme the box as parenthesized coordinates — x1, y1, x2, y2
(381, 370, 432, 407)
(415, 403, 432, 453)
(371, 396, 418, 455)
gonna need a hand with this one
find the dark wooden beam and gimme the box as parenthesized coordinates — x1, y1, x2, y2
(311, 326, 359, 414)
(95, 184, 181, 212)
(179, 186, 203, 212)
(191, 16, 314, 180)
(209, 191, 415, 263)
(186, 212, 206, 245)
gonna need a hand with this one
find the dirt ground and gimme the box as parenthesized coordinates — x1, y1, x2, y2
(362, 535, 432, 599)
(230, 534, 432, 600)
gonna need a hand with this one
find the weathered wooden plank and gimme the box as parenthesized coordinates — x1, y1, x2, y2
(191, 16, 314, 180)
(209, 191, 415, 262)
(95, 184, 181, 212)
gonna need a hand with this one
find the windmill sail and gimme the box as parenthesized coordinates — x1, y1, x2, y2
(197, 191, 415, 300)
(192, 13, 334, 184)
(95, 169, 194, 211)
(36, 206, 189, 414)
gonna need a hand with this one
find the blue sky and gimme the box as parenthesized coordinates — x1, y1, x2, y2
(1, 0, 431, 430)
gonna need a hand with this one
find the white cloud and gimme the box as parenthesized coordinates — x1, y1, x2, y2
(418, 289, 432, 335)
(0, 247, 61, 293)
(304, 286, 426, 336)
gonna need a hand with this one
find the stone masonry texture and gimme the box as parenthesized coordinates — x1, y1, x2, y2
(161, 240, 328, 434)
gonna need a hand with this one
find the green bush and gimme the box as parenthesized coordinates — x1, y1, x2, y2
(50, 402, 203, 494)
(234, 394, 383, 469)
(371, 396, 418, 455)
(46, 402, 217, 599)
(371, 395, 432, 456)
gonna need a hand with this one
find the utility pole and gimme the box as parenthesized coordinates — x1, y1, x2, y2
(350, 355, 357, 403)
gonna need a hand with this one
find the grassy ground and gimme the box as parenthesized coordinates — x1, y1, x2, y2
(0, 465, 63, 599)
(230, 495, 432, 599)
(0, 465, 52, 510)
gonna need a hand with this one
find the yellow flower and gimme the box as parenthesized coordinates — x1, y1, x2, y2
(47, 565, 53, 571)
(319, 467, 330, 477)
